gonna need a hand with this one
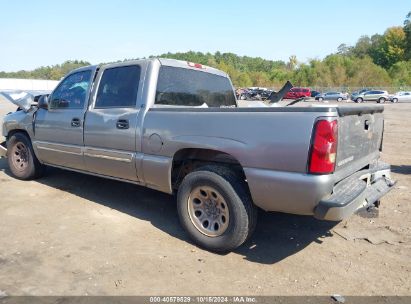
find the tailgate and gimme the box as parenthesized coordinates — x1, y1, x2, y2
(335, 105, 384, 173)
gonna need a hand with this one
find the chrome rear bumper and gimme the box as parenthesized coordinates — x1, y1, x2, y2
(314, 162, 395, 221)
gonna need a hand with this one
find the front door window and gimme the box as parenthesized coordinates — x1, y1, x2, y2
(50, 70, 92, 109)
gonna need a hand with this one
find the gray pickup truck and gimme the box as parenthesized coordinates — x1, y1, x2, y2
(0, 58, 395, 252)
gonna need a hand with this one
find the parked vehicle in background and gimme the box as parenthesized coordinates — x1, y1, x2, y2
(245, 88, 273, 101)
(311, 90, 321, 98)
(354, 90, 390, 103)
(390, 91, 411, 103)
(284, 87, 311, 99)
(351, 88, 370, 101)
(261, 90, 273, 100)
(236, 88, 249, 100)
(315, 92, 348, 102)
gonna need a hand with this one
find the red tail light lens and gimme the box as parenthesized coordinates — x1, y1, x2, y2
(309, 119, 338, 174)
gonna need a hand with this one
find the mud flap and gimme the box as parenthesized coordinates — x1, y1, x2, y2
(0, 141, 7, 158)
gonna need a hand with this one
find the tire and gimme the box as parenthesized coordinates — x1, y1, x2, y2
(356, 97, 363, 103)
(7, 132, 44, 180)
(177, 165, 257, 252)
(377, 97, 386, 103)
(337, 97, 342, 102)
(318, 97, 323, 102)
(391, 98, 398, 103)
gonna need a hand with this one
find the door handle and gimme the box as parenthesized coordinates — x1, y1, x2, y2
(71, 118, 81, 127)
(116, 119, 129, 129)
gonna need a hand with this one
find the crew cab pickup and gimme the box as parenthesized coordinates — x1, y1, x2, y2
(0, 59, 395, 252)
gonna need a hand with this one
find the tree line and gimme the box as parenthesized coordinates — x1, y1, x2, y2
(1, 12, 411, 90)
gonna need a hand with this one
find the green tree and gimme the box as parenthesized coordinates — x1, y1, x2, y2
(389, 60, 411, 86)
(404, 11, 411, 60)
(369, 27, 406, 69)
(287, 55, 298, 70)
(337, 43, 352, 55)
(349, 56, 392, 87)
(235, 73, 253, 87)
(352, 35, 372, 58)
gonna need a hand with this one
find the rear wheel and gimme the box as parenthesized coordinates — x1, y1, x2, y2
(177, 165, 257, 252)
(7, 132, 44, 180)
(392, 98, 398, 103)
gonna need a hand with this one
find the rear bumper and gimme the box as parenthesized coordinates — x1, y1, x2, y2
(0, 141, 6, 158)
(314, 162, 395, 221)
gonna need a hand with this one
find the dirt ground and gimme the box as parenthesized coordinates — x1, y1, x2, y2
(0, 100, 410, 296)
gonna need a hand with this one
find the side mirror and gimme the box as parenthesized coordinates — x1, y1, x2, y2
(38, 95, 49, 110)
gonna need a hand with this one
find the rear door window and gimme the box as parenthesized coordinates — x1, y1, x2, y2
(95, 65, 141, 108)
(155, 66, 236, 107)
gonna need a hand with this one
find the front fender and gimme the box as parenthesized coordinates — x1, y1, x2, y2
(2, 110, 35, 139)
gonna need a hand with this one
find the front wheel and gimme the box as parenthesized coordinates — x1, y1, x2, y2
(377, 97, 386, 103)
(391, 98, 398, 103)
(177, 165, 257, 252)
(337, 97, 343, 102)
(318, 97, 323, 102)
(355, 97, 363, 103)
(7, 132, 44, 180)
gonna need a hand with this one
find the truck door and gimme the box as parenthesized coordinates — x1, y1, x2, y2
(33, 67, 95, 170)
(83, 63, 145, 181)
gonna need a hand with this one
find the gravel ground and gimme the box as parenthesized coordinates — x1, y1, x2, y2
(0, 99, 410, 296)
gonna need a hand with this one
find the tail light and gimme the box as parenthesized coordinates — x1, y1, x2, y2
(309, 119, 338, 174)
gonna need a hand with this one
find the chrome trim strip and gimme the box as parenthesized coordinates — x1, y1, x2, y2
(34, 141, 134, 163)
(84, 147, 134, 163)
(83, 152, 132, 163)
(35, 144, 82, 156)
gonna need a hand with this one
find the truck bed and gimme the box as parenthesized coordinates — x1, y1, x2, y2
(142, 104, 385, 215)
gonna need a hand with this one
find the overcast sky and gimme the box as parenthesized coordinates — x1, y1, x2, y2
(0, 0, 409, 72)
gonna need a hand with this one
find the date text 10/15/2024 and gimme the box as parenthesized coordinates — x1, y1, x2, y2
(149, 296, 257, 303)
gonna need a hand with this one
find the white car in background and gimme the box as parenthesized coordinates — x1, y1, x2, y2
(390, 91, 411, 103)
